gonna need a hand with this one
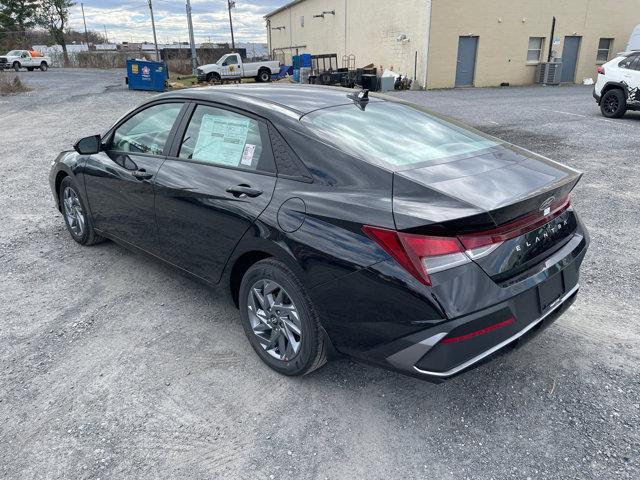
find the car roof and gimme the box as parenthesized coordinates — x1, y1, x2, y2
(159, 83, 384, 117)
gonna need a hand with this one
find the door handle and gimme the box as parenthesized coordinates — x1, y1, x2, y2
(226, 184, 263, 198)
(132, 169, 153, 180)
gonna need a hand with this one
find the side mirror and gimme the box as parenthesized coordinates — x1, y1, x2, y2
(74, 135, 102, 155)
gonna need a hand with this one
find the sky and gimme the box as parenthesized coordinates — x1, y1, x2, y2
(67, 1, 284, 44)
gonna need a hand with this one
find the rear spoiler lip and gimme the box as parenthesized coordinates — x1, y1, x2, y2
(392, 168, 582, 237)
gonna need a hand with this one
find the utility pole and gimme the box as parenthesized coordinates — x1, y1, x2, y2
(185, 0, 198, 74)
(103, 25, 109, 44)
(148, 0, 160, 61)
(81, 3, 89, 47)
(227, 1, 236, 51)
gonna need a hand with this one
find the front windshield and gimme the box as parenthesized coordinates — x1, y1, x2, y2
(302, 101, 501, 169)
(216, 55, 227, 65)
(7, 50, 22, 56)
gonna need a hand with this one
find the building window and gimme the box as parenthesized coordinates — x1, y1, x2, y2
(527, 37, 544, 63)
(597, 38, 613, 63)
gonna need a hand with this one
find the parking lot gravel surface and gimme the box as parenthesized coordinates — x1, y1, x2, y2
(1, 69, 638, 479)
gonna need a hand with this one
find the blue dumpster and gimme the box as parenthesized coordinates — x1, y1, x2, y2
(126, 59, 167, 92)
(300, 53, 312, 68)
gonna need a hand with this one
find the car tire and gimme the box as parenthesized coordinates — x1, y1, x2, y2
(257, 69, 271, 83)
(40, 62, 48, 71)
(600, 89, 626, 118)
(59, 176, 104, 246)
(206, 72, 221, 84)
(13, 61, 20, 72)
(239, 258, 327, 376)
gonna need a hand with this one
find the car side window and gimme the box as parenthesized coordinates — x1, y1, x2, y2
(631, 56, 640, 71)
(222, 55, 238, 66)
(111, 103, 183, 155)
(619, 54, 639, 69)
(179, 105, 274, 172)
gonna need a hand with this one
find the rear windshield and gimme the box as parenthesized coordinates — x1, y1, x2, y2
(302, 101, 500, 169)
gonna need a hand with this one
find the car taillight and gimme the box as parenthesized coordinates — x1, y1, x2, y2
(597, 66, 605, 75)
(457, 195, 571, 251)
(363, 196, 572, 285)
(362, 226, 469, 286)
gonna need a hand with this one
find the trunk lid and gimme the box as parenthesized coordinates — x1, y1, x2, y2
(392, 145, 581, 281)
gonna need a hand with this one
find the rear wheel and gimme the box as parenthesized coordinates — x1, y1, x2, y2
(600, 89, 626, 118)
(257, 69, 271, 83)
(59, 176, 104, 246)
(40, 62, 48, 71)
(13, 61, 20, 72)
(239, 259, 326, 376)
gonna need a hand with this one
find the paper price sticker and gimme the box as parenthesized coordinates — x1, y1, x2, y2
(241, 144, 256, 165)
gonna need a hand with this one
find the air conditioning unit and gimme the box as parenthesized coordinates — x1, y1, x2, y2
(536, 62, 563, 84)
(536, 62, 563, 85)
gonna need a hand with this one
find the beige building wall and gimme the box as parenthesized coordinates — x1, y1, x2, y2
(427, 0, 640, 89)
(266, 0, 431, 85)
(267, 0, 639, 89)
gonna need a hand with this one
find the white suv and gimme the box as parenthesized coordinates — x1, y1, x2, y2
(593, 51, 640, 118)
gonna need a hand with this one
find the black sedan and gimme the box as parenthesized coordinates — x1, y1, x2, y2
(49, 85, 589, 381)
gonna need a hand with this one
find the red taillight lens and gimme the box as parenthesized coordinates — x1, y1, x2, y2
(457, 195, 571, 251)
(597, 66, 605, 75)
(440, 317, 515, 344)
(362, 226, 466, 286)
(364, 195, 571, 284)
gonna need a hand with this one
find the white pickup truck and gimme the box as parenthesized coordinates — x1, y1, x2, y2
(196, 53, 280, 83)
(0, 50, 51, 71)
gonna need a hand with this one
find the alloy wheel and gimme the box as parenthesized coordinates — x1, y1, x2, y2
(247, 279, 302, 361)
(603, 95, 619, 114)
(63, 186, 85, 237)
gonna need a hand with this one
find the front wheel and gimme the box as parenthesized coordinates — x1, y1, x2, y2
(40, 62, 48, 71)
(59, 177, 104, 246)
(206, 72, 221, 84)
(13, 62, 20, 72)
(239, 259, 327, 376)
(600, 89, 626, 118)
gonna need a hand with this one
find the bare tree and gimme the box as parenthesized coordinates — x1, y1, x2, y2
(38, 0, 74, 66)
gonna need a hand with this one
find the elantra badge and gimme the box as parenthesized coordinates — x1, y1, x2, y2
(539, 196, 555, 216)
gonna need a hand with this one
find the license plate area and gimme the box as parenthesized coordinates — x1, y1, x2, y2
(538, 270, 566, 313)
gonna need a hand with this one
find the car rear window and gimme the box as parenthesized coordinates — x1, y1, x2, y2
(302, 101, 500, 169)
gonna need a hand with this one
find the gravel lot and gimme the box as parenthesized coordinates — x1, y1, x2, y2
(1, 69, 638, 479)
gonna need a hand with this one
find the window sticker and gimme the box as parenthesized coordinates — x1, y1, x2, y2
(193, 114, 250, 166)
(241, 144, 256, 166)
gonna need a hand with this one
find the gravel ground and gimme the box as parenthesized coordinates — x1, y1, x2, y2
(1, 69, 638, 480)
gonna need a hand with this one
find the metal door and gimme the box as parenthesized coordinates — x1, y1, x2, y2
(455, 36, 478, 87)
(154, 103, 277, 284)
(561, 36, 581, 83)
(83, 102, 186, 256)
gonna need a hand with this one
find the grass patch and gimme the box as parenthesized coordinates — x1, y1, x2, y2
(0, 72, 31, 95)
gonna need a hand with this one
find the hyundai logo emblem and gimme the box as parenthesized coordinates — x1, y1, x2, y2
(539, 196, 555, 215)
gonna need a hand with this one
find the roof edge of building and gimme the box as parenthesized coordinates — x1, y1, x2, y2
(264, 0, 306, 18)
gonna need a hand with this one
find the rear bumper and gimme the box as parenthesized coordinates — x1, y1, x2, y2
(411, 283, 578, 378)
(348, 228, 588, 382)
(593, 87, 601, 104)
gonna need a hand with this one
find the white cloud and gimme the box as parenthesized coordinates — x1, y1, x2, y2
(67, 1, 272, 44)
